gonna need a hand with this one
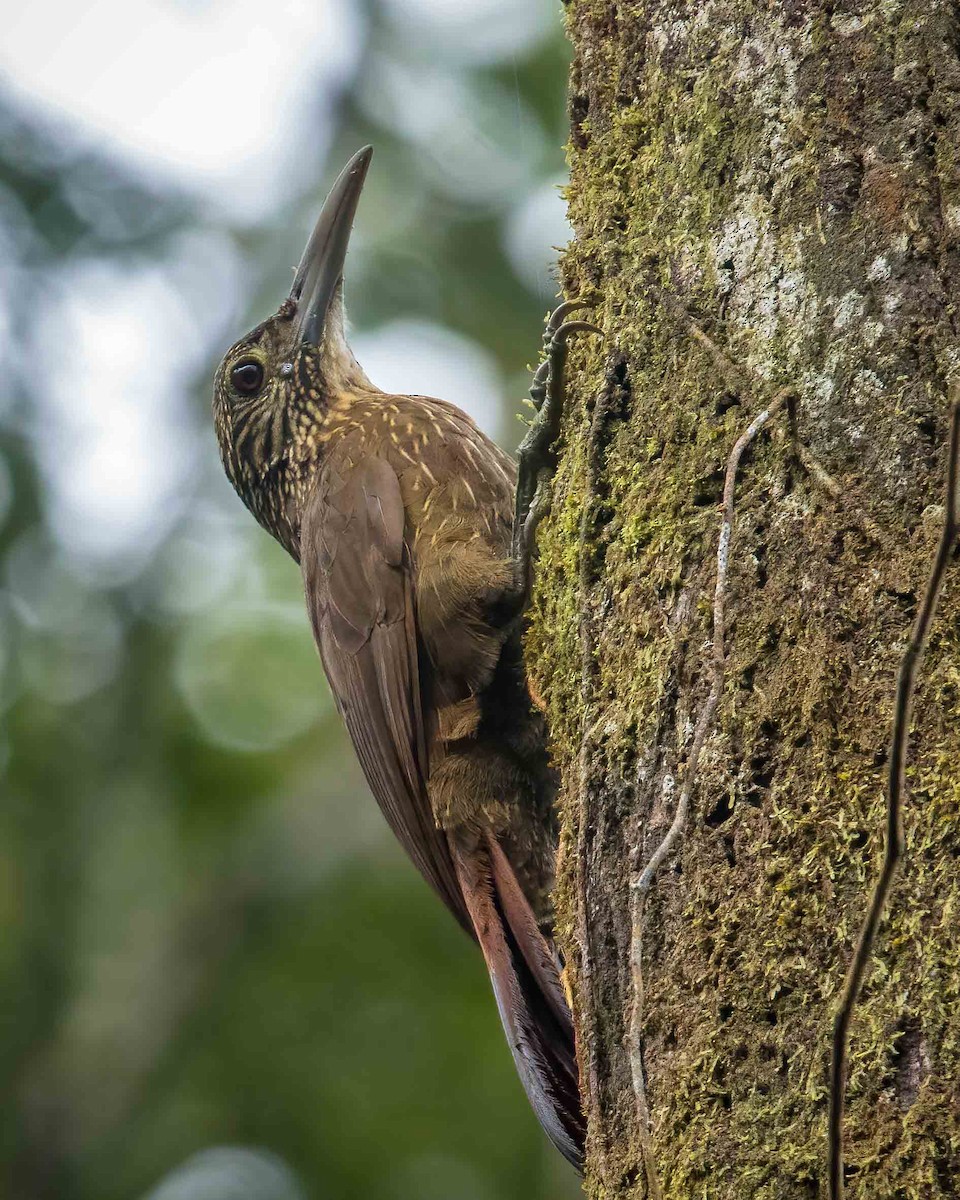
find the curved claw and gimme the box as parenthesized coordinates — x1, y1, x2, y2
(551, 319, 604, 346)
(546, 296, 599, 336)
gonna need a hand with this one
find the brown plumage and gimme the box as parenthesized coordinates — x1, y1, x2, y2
(212, 147, 585, 1169)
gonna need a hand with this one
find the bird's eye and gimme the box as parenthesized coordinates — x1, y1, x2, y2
(231, 359, 265, 395)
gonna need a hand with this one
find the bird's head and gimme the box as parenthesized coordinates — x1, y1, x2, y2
(213, 146, 374, 554)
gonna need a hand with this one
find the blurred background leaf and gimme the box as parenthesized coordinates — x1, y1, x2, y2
(0, 3, 579, 1198)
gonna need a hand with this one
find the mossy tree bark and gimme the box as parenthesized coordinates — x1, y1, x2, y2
(527, 2, 960, 1196)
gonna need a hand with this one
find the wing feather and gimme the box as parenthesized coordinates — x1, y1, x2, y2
(301, 455, 469, 932)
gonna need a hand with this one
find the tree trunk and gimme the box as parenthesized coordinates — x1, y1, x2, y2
(529, 2, 960, 1196)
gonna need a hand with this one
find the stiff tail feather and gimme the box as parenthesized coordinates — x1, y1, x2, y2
(451, 833, 585, 1172)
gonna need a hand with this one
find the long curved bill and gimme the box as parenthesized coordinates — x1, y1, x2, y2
(290, 145, 373, 346)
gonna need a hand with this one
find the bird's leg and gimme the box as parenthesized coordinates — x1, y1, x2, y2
(512, 299, 602, 600)
(480, 300, 601, 633)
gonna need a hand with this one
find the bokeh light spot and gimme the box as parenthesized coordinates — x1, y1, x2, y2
(176, 604, 327, 753)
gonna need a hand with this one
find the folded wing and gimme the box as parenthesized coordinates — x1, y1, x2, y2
(301, 454, 469, 931)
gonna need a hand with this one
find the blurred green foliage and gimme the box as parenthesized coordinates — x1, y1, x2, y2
(0, 3, 580, 1199)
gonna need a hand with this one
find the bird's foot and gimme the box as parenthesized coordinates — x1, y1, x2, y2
(512, 298, 602, 586)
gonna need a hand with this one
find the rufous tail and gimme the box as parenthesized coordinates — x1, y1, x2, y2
(451, 832, 585, 1171)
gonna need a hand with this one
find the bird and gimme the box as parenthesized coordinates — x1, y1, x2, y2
(212, 146, 599, 1171)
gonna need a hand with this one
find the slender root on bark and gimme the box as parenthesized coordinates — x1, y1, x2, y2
(627, 386, 792, 1197)
(827, 388, 960, 1200)
(658, 288, 752, 396)
(790, 441, 893, 550)
(662, 288, 888, 547)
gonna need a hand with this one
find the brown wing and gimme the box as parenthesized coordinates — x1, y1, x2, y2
(300, 454, 470, 934)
